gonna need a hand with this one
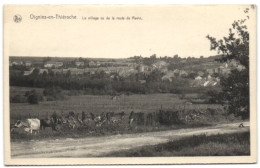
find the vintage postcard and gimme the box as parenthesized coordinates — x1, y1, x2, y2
(4, 5, 257, 165)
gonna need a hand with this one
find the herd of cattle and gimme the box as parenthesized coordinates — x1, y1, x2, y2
(11, 109, 209, 135)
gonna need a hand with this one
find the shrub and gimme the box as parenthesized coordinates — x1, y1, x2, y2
(25, 89, 43, 104)
(158, 110, 181, 125)
(10, 95, 27, 103)
(43, 87, 65, 101)
(27, 91, 39, 104)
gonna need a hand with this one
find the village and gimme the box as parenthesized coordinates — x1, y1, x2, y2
(9, 56, 245, 88)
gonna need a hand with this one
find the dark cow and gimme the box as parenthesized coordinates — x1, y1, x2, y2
(40, 119, 52, 130)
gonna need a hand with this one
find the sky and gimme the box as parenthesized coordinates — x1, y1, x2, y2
(5, 5, 254, 58)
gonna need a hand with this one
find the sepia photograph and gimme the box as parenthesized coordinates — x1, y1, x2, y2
(3, 4, 257, 165)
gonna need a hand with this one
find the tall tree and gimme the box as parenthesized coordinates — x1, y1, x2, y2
(206, 7, 251, 119)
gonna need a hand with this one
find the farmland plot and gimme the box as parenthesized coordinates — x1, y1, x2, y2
(10, 87, 223, 123)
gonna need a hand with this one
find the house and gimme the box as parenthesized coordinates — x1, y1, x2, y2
(195, 76, 202, 80)
(152, 60, 168, 69)
(89, 61, 96, 67)
(220, 68, 231, 74)
(55, 62, 63, 68)
(191, 78, 206, 87)
(11, 61, 23, 66)
(214, 67, 221, 73)
(203, 80, 218, 87)
(44, 62, 63, 68)
(117, 67, 137, 77)
(137, 64, 144, 72)
(173, 69, 180, 76)
(39, 69, 48, 74)
(161, 71, 176, 82)
(75, 61, 84, 67)
(206, 68, 214, 75)
(162, 75, 172, 82)
(67, 68, 83, 75)
(44, 62, 54, 68)
(179, 70, 188, 77)
(23, 68, 35, 76)
(139, 80, 146, 84)
(224, 63, 228, 68)
(107, 67, 117, 73)
(52, 69, 63, 75)
(203, 81, 210, 87)
(160, 67, 168, 73)
(237, 65, 245, 71)
(165, 71, 175, 78)
(229, 59, 239, 67)
(25, 61, 32, 67)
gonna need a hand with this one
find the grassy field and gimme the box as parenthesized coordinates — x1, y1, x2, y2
(10, 86, 225, 123)
(106, 131, 250, 156)
(10, 86, 241, 141)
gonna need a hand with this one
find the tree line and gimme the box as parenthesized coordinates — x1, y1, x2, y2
(10, 67, 215, 96)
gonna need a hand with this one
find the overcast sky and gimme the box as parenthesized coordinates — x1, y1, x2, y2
(6, 5, 253, 58)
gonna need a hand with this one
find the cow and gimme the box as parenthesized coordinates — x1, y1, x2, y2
(40, 119, 53, 130)
(14, 118, 40, 134)
(41, 111, 63, 131)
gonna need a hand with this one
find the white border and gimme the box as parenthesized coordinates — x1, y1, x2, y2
(0, 0, 259, 168)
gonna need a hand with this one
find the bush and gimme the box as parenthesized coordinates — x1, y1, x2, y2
(10, 95, 27, 103)
(43, 87, 65, 101)
(28, 93, 39, 104)
(158, 110, 181, 125)
(25, 89, 43, 104)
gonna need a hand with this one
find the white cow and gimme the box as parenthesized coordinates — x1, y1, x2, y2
(14, 118, 40, 134)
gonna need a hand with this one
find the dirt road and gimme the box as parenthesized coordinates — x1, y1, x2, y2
(11, 122, 249, 158)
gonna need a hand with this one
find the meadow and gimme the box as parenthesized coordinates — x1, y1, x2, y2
(10, 86, 242, 142)
(10, 86, 224, 123)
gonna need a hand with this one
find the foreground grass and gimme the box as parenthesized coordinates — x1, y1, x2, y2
(106, 131, 250, 156)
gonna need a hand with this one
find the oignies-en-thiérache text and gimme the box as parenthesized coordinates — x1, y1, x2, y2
(30, 14, 77, 20)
